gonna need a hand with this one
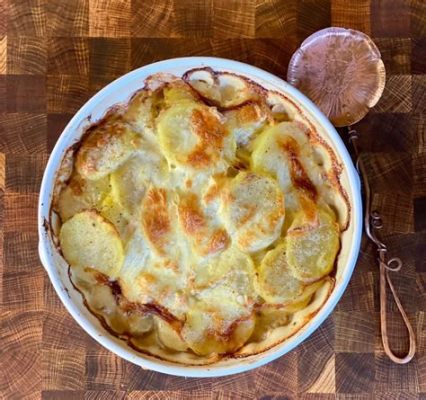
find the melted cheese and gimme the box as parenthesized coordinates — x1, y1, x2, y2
(55, 72, 346, 363)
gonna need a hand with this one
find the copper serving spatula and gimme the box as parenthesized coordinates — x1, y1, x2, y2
(287, 27, 416, 364)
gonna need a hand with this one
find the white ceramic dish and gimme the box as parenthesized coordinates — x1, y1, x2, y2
(38, 57, 362, 377)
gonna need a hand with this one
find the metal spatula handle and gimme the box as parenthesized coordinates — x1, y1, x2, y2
(348, 127, 416, 364)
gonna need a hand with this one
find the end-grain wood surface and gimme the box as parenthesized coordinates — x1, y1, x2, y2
(0, 0, 425, 399)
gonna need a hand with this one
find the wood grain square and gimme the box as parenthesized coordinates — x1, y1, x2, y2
(43, 278, 67, 313)
(127, 392, 209, 400)
(2, 269, 44, 311)
(47, 113, 73, 152)
(331, 0, 371, 35)
(335, 353, 375, 393)
(211, 369, 255, 393)
(131, 0, 178, 38)
(8, 0, 46, 37)
(42, 349, 86, 390)
(298, 318, 335, 392)
(0, 36, 5, 75)
(47, 74, 89, 114)
(43, 312, 89, 352)
(48, 38, 89, 75)
(0, 113, 47, 154)
(0, 0, 7, 36)
(302, 395, 336, 400)
(414, 198, 426, 232)
(85, 391, 127, 400)
(3, 193, 38, 233)
(5, 153, 48, 193)
(412, 76, 425, 114)
(0, 152, 4, 190)
(89, 0, 131, 37)
(296, 0, 331, 41)
(4, 232, 39, 270)
(411, 0, 426, 37)
(354, 113, 414, 153)
(334, 312, 376, 353)
(42, 391, 85, 400)
(7, 36, 47, 74)
(46, 0, 89, 37)
(85, 347, 125, 390)
(362, 152, 412, 193)
(253, 39, 299, 79)
(0, 311, 43, 397)
(413, 153, 426, 197)
(6, 75, 46, 112)
(254, 350, 298, 395)
(174, 0, 213, 38)
(374, 38, 411, 75)
(371, 192, 414, 234)
(372, 75, 412, 113)
(255, 0, 297, 39)
(304, 355, 335, 394)
(371, 0, 410, 37)
(213, 0, 255, 38)
(0, 75, 5, 112)
(412, 38, 426, 75)
(89, 38, 130, 78)
(375, 353, 419, 392)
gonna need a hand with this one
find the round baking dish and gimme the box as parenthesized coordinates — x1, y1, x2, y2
(38, 57, 362, 377)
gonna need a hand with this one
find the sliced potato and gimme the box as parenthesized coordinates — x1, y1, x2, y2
(157, 102, 233, 170)
(76, 117, 138, 180)
(181, 306, 255, 356)
(255, 242, 304, 304)
(251, 122, 309, 191)
(220, 171, 284, 252)
(99, 194, 129, 238)
(57, 173, 110, 221)
(156, 318, 188, 352)
(59, 210, 124, 278)
(251, 306, 289, 342)
(286, 208, 340, 282)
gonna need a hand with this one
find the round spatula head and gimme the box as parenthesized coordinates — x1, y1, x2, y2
(287, 27, 386, 127)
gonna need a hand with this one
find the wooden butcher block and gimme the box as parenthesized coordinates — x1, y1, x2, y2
(0, 0, 424, 399)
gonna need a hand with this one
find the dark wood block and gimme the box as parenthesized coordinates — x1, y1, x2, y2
(85, 347, 126, 390)
(374, 38, 411, 75)
(3, 193, 38, 233)
(413, 153, 426, 198)
(0, 113, 47, 154)
(296, 0, 331, 42)
(47, 74, 89, 114)
(47, 38, 89, 75)
(88, 0, 131, 37)
(412, 75, 425, 114)
(6, 75, 46, 113)
(412, 38, 426, 74)
(410, 0, 426, 37)
(46, 0, 89, 37)
(0, 75, 5, 112)
(213, 0, 255, 38)
(375, 352, 419, 392)
(331, 0, 371, 35)
(6, 153, 48, 193)
(8, 0, 46, 37)
(47, 113, 73, 152)
(42, 391, 85, 400)
(334, 312, 376, 353)
(353, 113, 415, 153)
(255, 0, 297, 39)
(335, 353, 375, 394)
(372, 0, 410, 37)
(414, 198, 426, 232)
(4, 231, 40, 270)
(89, 38, 131, 78)
(2, 269, 44, 311)
(7, 36, 47, 75)
(373, 75, 412, 113)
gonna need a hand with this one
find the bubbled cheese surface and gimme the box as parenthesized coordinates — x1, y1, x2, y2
(54, 69, 346, 363)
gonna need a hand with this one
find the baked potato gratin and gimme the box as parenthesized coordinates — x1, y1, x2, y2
(52, 68, 349, 364)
